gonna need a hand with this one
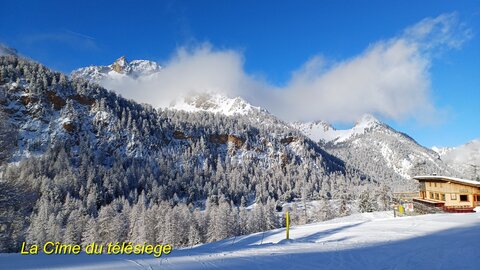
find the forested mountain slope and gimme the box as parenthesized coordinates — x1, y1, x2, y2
(0, 56, 386, 252)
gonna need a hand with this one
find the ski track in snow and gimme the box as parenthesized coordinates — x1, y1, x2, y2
(2, 212, 480, 269)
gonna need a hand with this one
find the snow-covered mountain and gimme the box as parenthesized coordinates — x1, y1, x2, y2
(431, 146, 454, 157)
(3, 52, 475, 258)
(293, 114, 457, 189)
(2, 56, 346, 179)
(169, 92, 266, 116)
(71, 56, 162, 82)
(72, 56, 458, 189)
(433, 139, 480, 179)
(72, 57, 287, 128)
(293, 114, 382, 145)
(3, 55, 389, 253)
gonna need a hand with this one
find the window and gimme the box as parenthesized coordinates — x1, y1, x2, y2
(429, 182, 432, 187)
(435, 193, 439, 200)
(434, 183, 437, 187)
(440, 194, 445, 201)
(429, 192, 434, 199)
(460, 195, 469, 202)
(439, 183, 443, 188)
(451, 194, 457, 200)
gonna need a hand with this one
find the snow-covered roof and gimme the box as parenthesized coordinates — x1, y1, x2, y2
(413, 175, 480, 187)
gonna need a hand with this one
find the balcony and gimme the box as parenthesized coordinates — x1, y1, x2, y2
(413, 198, 445, 207)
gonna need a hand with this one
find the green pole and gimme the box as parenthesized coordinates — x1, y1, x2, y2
(286, 211, 290, 240)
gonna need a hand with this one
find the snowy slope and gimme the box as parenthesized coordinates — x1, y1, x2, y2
(433, 139, 480, 179)
(2, 212, 479, 269)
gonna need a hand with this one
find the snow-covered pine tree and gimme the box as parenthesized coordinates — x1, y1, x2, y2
(81, 217, 99, 247)
(358, 190, 376, 213)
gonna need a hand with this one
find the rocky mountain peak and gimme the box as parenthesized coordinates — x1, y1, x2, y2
(292, 114, 385, 145)
(111, 56, 129, 73)
(169, 92, 267, 116)
(354, 114, 381, 129)
(316, 120, 335, 131)
(71, 56, 161, 82)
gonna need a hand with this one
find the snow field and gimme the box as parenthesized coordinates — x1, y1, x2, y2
(2, 211, 479, 270)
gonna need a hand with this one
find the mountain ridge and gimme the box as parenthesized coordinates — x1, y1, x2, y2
(71, 56, 162, 82)
(433, 139, 480, 179)
(71, 56, 461, 188)
(294, 114, 458, 188)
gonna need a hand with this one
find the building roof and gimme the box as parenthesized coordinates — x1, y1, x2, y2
(413, 175, 480, 187)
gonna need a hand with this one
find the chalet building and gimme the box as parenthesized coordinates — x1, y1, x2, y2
(414, 175, 480, 213)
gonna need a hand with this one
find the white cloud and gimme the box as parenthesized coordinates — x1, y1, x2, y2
(403, 12, 472, 50)
(101, 13, 471, 124)
(270, 38, 432, 122)
(101, 44, 265, 108)
(264, 12, 472, 123)
(23, 31, 98, 51)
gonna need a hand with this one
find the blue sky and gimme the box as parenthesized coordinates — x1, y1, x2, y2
(1, 0, 479, 147)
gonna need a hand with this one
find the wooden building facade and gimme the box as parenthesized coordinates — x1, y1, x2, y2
(414, 175, 480, 212)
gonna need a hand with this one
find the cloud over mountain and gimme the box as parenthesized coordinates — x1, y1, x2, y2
(89, 13, 471, 124)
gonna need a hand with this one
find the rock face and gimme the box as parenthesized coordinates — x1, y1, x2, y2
(172, 132, 246, 149)
(111, 56, 128, 73)
(46, 91, 66, 110)
(62, 122, 75, 133)
(208, 134, 245, 148)
(280, 136, 297, 145)
(173, 130, 191, 140)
